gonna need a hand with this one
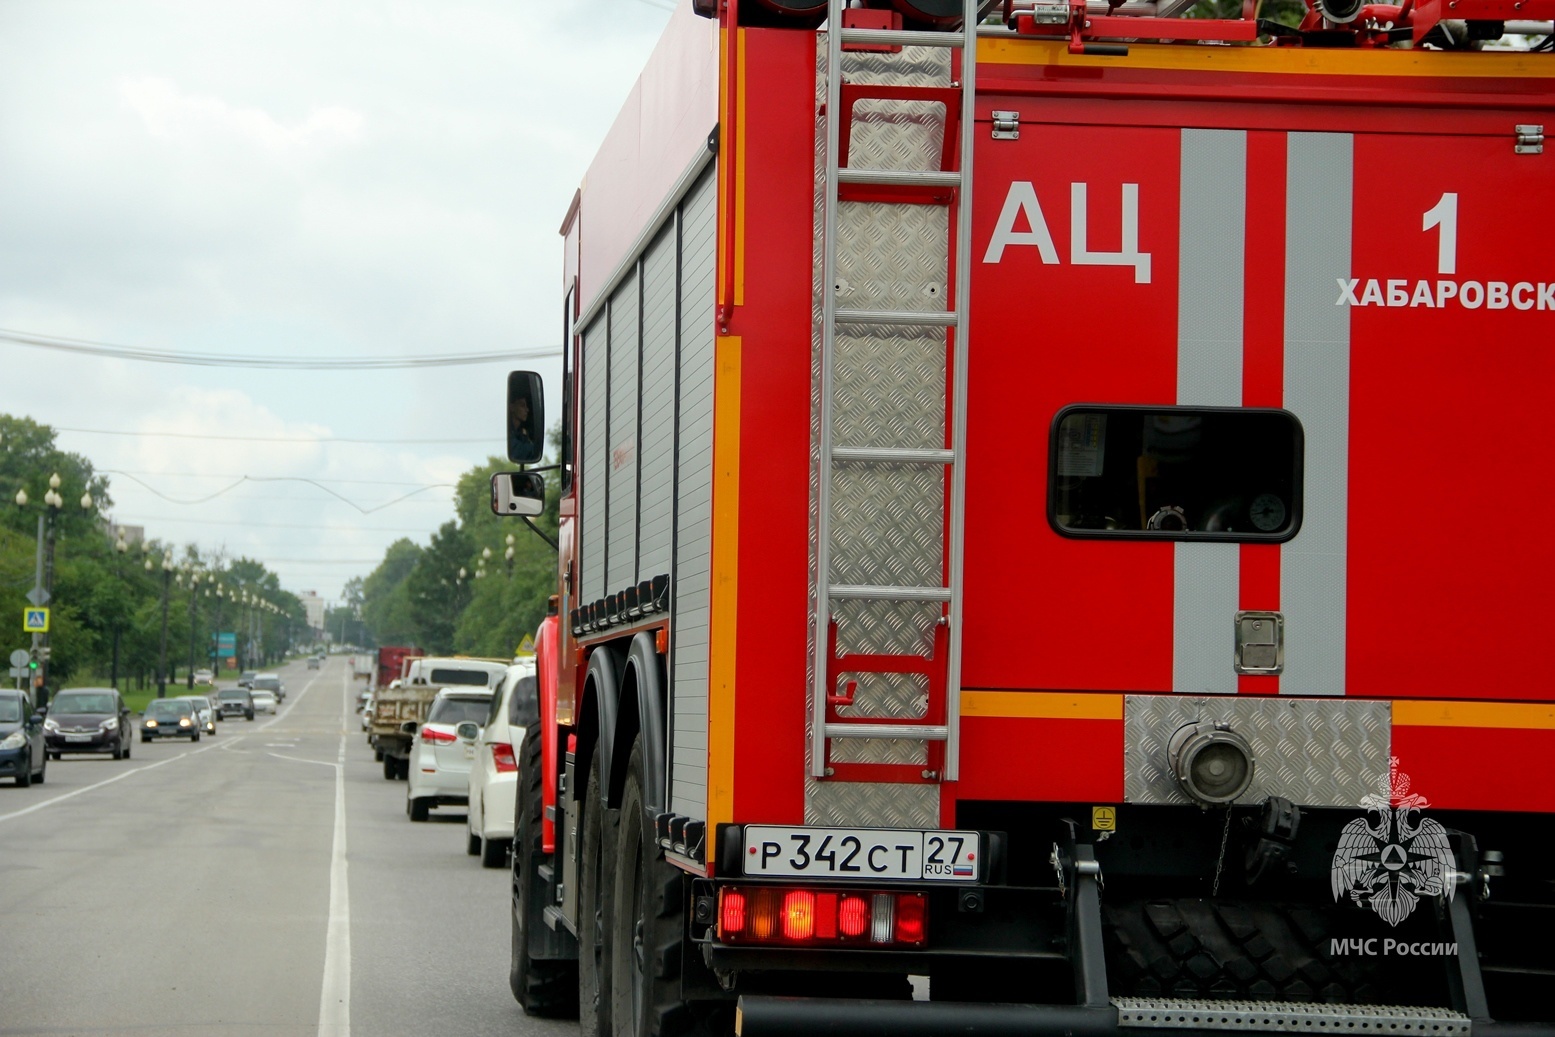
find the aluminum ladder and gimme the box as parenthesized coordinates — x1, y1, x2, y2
(810, 0, 979, 784)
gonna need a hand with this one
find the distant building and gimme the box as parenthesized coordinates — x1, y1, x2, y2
(106, 523, 144, 548)
(299, 590, 326, 633)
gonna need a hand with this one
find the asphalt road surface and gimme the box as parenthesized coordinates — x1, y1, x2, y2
(0, 656, 576, 1037)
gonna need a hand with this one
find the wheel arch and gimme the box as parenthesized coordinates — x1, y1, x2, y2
(608, 631, 666, 813)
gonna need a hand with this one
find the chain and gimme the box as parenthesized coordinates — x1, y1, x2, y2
(1211, 806, 1233, 897)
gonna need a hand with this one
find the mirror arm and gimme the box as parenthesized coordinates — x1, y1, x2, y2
(518, 463, 562, 475)
(523, 516, 559, 552)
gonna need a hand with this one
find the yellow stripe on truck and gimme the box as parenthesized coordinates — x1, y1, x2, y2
(961, 690, 1123, 721)
(706, 335, 742, 864)
(1393, 699, 1555, 730)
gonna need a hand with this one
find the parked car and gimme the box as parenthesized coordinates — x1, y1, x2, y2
(466, 660, 538, 867)
(192, 668, 214, 686)
(173, 695, 218, 735)
(237, 671, 257, 688)
(406, 688, 494, 822)
(141, 698, 201, 742)
(250, 689, 278, 715)
(360, 691, 374, 734)
(42, 688, 133, 760)
(0, 689, 47, 787)
(251, 673, 285, 703)
(216, 688, 255, 721)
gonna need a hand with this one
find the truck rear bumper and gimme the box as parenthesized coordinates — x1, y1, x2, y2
(732, 998, 1555, 1037)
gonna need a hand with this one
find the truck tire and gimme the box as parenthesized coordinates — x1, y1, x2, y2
(1104, 898, 1389, 1003)
(510, 719, 578, 1016)
(610, 736, 704, 1037)
(383, 756, 397, 780)
(579, 751, 616, 1037)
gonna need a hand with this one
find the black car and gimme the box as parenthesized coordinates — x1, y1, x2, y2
(141, 698, 201, 742)
(216, 688, 255, 721)
(0, 690, 47, 787)
(43, 688, 133, 760)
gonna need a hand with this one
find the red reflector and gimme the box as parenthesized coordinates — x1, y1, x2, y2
(720, 890, 746, 937)
(815, 892, 838, 939)
(491, 742, 517, 772)
(894, 893, 926, 945)
(838, 894, 870, 938)
(421, 726, 456, 744)
(782, 890, 815, 940)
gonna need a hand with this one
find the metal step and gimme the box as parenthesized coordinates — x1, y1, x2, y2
(823, 723, 948, 741)
(828, 584, 950, 602)
(837, 27, 966, 48)
(1112, 998, 1471, 1035)
(837, 168, 962, 188)
(832, 446, 954, 464)
(833, 307, 957, 327)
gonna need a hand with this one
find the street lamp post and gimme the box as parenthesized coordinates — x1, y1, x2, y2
(110, 533, 127, 689)
(185, 569, 201, 689)
(154, 553, 173, 698)
(14, 473, 93, 706)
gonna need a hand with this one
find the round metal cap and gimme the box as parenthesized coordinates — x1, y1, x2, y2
(1167, 721, 1255, 806)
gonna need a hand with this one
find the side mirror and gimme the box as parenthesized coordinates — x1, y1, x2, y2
(507, 371, 545, 465)
(456, 721, 479, 741)
(492, 471, 546, 518)
(29, 712, 44, 727)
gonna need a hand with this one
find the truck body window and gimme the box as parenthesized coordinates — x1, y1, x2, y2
(1049, 405, 1302, 541)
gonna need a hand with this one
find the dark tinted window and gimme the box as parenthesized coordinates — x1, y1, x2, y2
(429, 668, 492, 687)
(218, 690, 250, 702)
(0, 696, 22, 723)
(1050, 406, 1302, 541)
(508, 676, 539, 727)
(52, 692, 116, 714)
(253, 678, 281, 691)
(427, 696, 492, 725)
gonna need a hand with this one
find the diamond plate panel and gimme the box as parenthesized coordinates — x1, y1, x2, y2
(834, 671, 929, 720)
(847, 99, 946, 173)
(803, 35, 945, 830)
(829, 465, 943, 588)
(833, 328, 945, 450)
(1112, 998, 1470, 1035)
(836, 206, 950, 310)
(1123, 696, 1390, 808)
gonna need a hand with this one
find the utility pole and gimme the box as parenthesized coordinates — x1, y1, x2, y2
(156, 560, 172, 698)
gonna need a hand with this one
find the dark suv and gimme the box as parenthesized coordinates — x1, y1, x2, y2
(216, 688, 255, 721)
(43, 688, 133, 760)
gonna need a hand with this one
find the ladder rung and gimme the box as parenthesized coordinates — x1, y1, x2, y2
(833, 447, 954, 465)
(837, 169, 962, 189)
(829, 584, 950, 602)
(824, 723, 949, 741)
(838, 27, 965, 49)
(834, 308, 956, 328)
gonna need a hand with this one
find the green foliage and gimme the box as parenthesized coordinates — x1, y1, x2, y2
(406, 521, 474, 654)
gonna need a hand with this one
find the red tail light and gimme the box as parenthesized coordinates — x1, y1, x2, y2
(717, 886, 927, 948)
(420, 726, 456, 744)
(491, 742, 517, 773)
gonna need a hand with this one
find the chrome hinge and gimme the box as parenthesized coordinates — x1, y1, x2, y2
(1515, 124, 1543, 155)
(992, 110, 1020, 141)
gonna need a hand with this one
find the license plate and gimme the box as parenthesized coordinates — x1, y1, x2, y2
(743, 826, 980, 882)
(65, 734, 92, 743)
(463, 744, 476, 760)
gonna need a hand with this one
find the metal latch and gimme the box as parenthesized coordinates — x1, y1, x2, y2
(1516, 125, 1543, 155)
(992, 110, 1020, 141)
(1234, 611, 1284, 675)
(1026, 1, 1071, 22)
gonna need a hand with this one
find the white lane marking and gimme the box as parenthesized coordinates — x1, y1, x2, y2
(260, 667, 326, 731)
(0, 739, 223, 826)
(268, 752, 338, 767)
(317, 661, 352, 1037)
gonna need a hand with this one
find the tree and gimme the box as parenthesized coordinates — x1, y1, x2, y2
(405, 522, 473, 654)
(362, 539, 423, 645)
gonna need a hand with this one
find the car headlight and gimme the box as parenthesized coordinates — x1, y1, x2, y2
(0, 730, 26, 750)
(43, 718, 59, 733)
(101, 717, 119, 731)
(145, 719, 158, 727)
(178, 717, 192, 727)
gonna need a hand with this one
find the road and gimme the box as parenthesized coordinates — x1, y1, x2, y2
(0, 657, 575, 1037)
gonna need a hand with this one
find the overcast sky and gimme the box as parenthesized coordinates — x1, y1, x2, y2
(0, 0, 674, 604)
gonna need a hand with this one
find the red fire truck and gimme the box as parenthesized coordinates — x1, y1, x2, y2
(500, 1, 1555, 1034)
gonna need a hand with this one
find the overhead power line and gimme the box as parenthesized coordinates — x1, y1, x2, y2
(104, 470, 456, 513)
(1, 327, 561, 370)
(59, 425, 490, 445)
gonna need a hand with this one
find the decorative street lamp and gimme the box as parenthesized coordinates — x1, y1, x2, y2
(156, 553, 174, 698)
(185, 569, 202, 689)
(14, 471, 94, 704)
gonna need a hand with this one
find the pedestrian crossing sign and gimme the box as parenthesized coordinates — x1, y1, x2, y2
(23, 607, 50, 633)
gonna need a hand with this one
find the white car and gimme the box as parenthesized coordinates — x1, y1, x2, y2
(466, 659, 538, 867)
(250, 689, 278, 714)
(172, 695, 218, 735)
(360, 691, 374, 733)
(406, 687, 494, 823)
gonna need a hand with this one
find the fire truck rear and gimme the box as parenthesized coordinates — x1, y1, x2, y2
(500, 1, 1555, 1034)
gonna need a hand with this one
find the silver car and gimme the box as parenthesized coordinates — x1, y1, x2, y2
(172, 695, 218, 735)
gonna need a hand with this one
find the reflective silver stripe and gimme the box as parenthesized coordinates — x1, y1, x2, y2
(1174, 129, 1246, 696)
(1281, 132, 1352, 697)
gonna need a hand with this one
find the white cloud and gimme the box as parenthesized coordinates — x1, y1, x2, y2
(119, 76, 364, 159)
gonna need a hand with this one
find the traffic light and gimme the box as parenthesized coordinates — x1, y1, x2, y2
(27, 654, 38, 672)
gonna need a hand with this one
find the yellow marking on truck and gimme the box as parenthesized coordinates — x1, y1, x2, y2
(706, 334, 743, 863)
(1393, 699, 1555, 730)
(978, 37, 1555, 79)
(1092, 806, 1117, 832)
(960, 690, 1123, 721)
(736, 28, 747, 307)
